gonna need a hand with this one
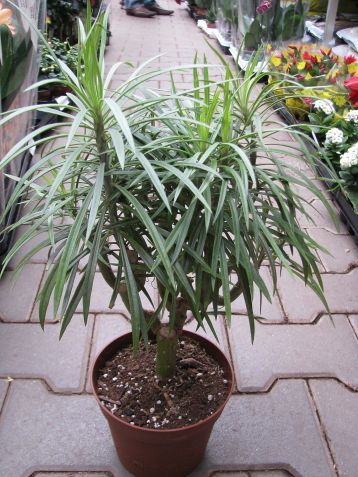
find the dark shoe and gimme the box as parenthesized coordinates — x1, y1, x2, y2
(126, 6, 156, 17)
(146, 2, 174, 14)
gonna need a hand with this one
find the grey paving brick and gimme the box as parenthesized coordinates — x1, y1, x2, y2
(31, 272, 159, 322)
(277, 268, 358, 322)
(86, 314, 131, 393)
(209, 268, 285, 322)
(0, 380, 127, 477)
(0, 264, 44, 322)
(228, 315, 358, 392)
(191, 380, 334, 477)
(251, 472, 293, 477)
(0, 379, 9, 412)
(0, 380, 334, 477)
(184, 315, 229, 353)
(310, 379, 358, 477)
(297, 199, 343, 233)
(0, 316, 93, 393)
(349, 315, 358, 338)
(307, 229, 358, 273)
(8, 226, 50, 269)
(211, 473, 249, 477)
(34, 474, 111, 477)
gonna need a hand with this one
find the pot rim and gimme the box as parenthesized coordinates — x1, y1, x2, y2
(91, 330, 234, 434)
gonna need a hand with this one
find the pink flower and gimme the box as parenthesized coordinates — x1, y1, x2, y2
(303, 98, 313, 104)
(256, 0, 272, 14)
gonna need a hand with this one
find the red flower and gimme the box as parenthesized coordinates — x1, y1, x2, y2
(344, 54, 356, 65)
(344, 76, 358, 106)
(305, 62, 313, 70)
(302, 51, 311, 61)
(311, 55, 318, 64)
(296, 74, 305, 81)
(320, 47, 332, 56)
(303, 98, 313, 104)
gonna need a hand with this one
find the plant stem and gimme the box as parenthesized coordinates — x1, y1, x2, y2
(156, 326, 178, 381)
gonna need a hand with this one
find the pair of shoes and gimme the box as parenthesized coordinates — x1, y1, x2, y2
(126, 6, 156, 17)
(146, 1, 174, 14)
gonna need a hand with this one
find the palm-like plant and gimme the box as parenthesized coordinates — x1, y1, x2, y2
(0, 6, 333, 381)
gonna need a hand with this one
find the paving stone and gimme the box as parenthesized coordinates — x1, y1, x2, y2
(0, 264, 44, 322)
(228, 315, 358, 392)
(0, 380, 333, 477)
(211, 473, 249, 477)
(297, 199, 344, 233)
(190, 380, 334, 477)
(31, 272, 159, 322)
(7, 226, 50, 269)
(0, 380, 128, 477)
(307, 229, 358, 273)
(277, 268, 358, 322)
(310, 379, 358, 477)
(184, 315, 229, 353)
(251, 472, 293, 477)
(0, 316, 93, 393)
(34, 473, 111, 476)
(0, 379, 9, 412)
(86, 314, 131, 393)
(349, 315, 358, 338)
(209, 268, 285, 322)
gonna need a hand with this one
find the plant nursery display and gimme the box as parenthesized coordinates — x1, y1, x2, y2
(268, 44, 357, 119)
(236, 0, 310, 60)
(0, 5, 334, 477)
(38, 36, 78, 100)
(267, 44, 358, 232)
(308, 102, 358, 213)
(0, 0, 45, 263)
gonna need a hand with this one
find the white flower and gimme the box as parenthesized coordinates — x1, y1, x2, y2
(314, 99, 335, 115)
(340, 143, 358, 169)
(325, 128, 344, 145)
(344, 110, 358, 123)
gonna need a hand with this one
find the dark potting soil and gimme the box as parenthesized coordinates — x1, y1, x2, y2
(96, 336, 229, 429)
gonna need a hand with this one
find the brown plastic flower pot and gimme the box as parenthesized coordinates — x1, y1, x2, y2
(92, 330, 234, 477)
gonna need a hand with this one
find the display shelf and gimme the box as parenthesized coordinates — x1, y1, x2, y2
(197, 19, 217, 38)
(214, 29, 231, 54)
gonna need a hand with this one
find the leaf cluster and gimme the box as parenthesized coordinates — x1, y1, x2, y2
(0, 8, 332, 349)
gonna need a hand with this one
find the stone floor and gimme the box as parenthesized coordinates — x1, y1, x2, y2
(1, 1, 358, 477)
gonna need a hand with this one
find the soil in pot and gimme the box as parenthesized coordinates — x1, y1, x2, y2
(96, 335, 229, 430)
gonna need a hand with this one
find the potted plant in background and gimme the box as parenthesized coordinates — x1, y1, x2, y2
(0, 5, 333, 477)
(38, 35, 78, 101)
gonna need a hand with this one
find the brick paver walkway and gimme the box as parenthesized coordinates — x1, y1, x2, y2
(1, 1, 358, 476)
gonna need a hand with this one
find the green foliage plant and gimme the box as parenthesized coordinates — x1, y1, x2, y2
(242, 0, 308, 53)
(0, 5, 333, 381)
(39, 36, 78, 80)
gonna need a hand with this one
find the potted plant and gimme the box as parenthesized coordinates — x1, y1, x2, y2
(38, 35, 78, 101)
(1, 5, 333, 477)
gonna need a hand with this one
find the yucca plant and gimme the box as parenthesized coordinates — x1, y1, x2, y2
(0, 4, 333, 382)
